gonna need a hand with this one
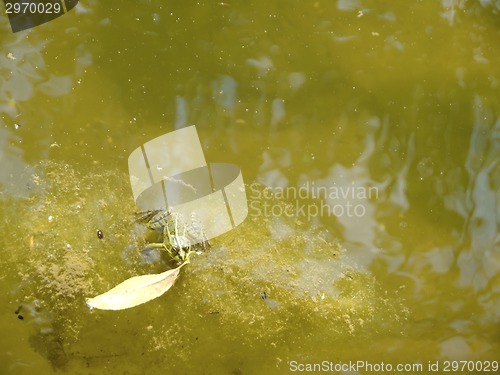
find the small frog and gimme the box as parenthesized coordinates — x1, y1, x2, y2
(136, 209, 209, 263)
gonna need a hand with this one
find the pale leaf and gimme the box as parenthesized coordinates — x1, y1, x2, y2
(86, 265, 183, 310)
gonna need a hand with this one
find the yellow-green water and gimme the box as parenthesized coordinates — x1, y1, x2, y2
(1, 1, 499, 374)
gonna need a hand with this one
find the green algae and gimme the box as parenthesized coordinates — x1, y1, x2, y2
(1, 161, 409, 373)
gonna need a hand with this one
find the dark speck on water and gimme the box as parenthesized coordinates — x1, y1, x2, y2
(15, 305, 24, 320)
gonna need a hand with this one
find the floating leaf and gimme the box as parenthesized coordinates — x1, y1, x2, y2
(86, 264, 184, 310)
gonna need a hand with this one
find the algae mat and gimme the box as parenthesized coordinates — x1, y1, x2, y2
(0, 161, 408, 374)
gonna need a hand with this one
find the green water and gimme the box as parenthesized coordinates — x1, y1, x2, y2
(1, 1, 499, 374)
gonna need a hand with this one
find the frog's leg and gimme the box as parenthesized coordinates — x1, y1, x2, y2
(162, 223, 183, 261)
(139, 241, 166, 259)
(141, 242, 166, 251)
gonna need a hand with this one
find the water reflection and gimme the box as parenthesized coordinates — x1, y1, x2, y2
(0, 20, 79, 189)
(0, 125, 34, 197)
(456, 96, 499, 291)
(257, 104, 498, 260)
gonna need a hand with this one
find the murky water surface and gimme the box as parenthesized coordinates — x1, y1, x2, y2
(1, 1, 499, 374)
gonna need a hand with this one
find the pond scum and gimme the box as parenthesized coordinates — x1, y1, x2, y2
(0, 161, 409, 374)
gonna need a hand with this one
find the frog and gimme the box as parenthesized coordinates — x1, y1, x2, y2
(136, 209, 210, 264)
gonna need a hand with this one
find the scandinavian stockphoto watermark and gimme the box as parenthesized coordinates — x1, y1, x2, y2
(249, 181, 378, 220)
(128, 125, 248, 244)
